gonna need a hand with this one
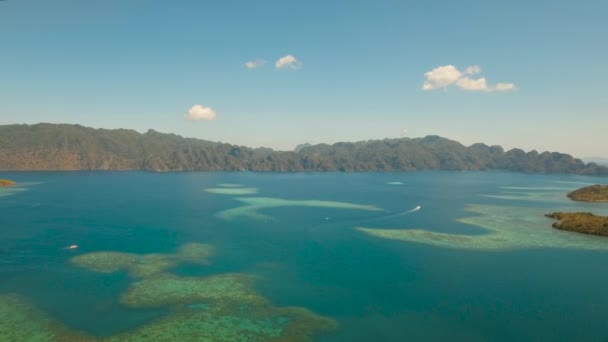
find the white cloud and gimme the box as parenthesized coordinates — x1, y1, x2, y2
(422, 65, 462, 90)
(275, 54, 302, 70)
(464, 65, 481, 75)
(494, 82, 516, 91)
(422, 65, 515, 92)
(456, 77, 488, 91)
(185, 104, 216, 121)
(244, 59, 266, 69)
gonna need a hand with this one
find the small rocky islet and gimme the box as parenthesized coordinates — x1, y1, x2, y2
(545, 212, 608, 237)
(0, 179, 16, 187)
(567, 184, 608, 202)
(545, 184, 608, 236)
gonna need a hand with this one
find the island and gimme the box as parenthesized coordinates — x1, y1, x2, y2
(1, 123, 608, 175)
(567, 185, 608, 202)
(0, 179, 16, 187)
(545, 212, 608, 236)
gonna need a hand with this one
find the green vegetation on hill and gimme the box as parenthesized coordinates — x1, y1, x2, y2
(1, 123, 607, 175)
(545, 212, 608, 236)
(567, 185, 608, 202)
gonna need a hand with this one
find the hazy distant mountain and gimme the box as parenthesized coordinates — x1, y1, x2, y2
(0, 123, 606, 176)
(584, 157, 608, 167)
(294, 143, 312, 152)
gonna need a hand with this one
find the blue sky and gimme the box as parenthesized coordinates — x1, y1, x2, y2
(1, 1, 606, 157)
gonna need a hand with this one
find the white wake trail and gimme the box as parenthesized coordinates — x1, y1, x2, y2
(403, 205, 422, 215)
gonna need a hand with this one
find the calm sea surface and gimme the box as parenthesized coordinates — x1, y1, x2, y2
(1, 171, 607, 341)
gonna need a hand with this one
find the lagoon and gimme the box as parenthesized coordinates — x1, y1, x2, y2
(1, 171, 608, 341)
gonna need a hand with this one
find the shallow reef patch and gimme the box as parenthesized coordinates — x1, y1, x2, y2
(0, 290, 337, 342)
(0, 228, 342, 342)
(116, 271, 337, 341)
(217, 197, 382, 221)
(217, 183, 245, 188)
(71, 242, 215, 278)
(205, 187, 259, 195)
(175, 242, 216, 265)
(105, 303, 337, 342)
(0, 183, 33, 198)
(120, 273, 266, 309)
(0, 186, 27, 198)
(357, 204, 608, 251)
(480, 185, 581, 203)
(0, 294, 95, 342)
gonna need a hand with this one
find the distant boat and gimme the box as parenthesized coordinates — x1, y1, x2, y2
(405, 205, 421, 214)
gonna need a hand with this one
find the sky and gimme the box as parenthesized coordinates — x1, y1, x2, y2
(0, 0, 607, 158)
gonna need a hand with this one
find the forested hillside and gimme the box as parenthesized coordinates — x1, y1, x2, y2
(0, 124, 606, 175)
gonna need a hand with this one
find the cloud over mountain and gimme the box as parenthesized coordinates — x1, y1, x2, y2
(185, 104, 217, 121)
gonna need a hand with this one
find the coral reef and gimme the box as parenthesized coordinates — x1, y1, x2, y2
(0, 183, 30, 198)
(0, 187, 26, 198)
(176, 242, 216, 265)
(117, 270, 338, 340)
(50, 240, 337, 341)
(217, 197, 382, 221)
(546, 212, 608, 236)
(106, 303, 337, 342)
(71, 251, 140, 274)
(357, 204, 608, 251)
(205, 187, 259, 195)
(120, 273, 266, 309)
(71, 242, 215, 278)
(484, 186, 573, 203)
(0, 294, 95, 342)
(217, 183, 244, 188)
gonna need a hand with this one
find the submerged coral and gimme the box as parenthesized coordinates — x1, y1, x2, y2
(71, 251, 140, 274)
(71, 242, 215, 278)
(0, 292, 336, 342)
(0, 183, 30, 198)
(205, 182, 258, 195)
(106, 303, 337, 342)
(117, 271, 338, 341)
(217, 183, 245, 188)
(484, 187, 571, 202)
(65, 239, 338, 340)
(120, 273, 265, 309)
(0, 181, 42, 198)
(0, 186, 26, 198)
(357, 204, 608, 251)
(205, 187, 259, 195)
(11, 236, 337, 342)
(176, 242, 216, 265)
(217, 197, 382, 221)
(0, 294, 95, 342)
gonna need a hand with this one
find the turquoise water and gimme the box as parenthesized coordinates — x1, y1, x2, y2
(1, 171, 608, 341)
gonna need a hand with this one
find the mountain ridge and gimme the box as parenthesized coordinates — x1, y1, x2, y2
(0, 123, 606, 176)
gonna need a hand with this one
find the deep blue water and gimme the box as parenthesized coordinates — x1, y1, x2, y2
(1, 171, 608, 341)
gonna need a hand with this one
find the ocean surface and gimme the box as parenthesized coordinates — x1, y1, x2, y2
(1, 171, 608, 341)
